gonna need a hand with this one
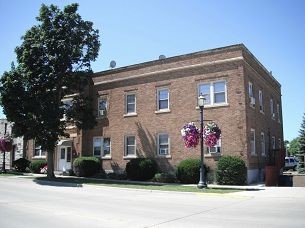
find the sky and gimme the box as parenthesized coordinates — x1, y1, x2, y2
(0, 0, 304, 141)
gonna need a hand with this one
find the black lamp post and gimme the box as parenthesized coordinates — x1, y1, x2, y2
(197, 95, 207, 189)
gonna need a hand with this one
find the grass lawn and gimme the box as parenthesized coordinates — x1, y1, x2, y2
(32, 176, 241, 194)
(0, 172, 24, 176)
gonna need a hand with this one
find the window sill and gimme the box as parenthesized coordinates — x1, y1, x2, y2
(250, 153, 257, 156)
(196, 103, 229, 109)
(204, 153, 221, 158)
(32, 156, 47, 160)
(157, 155, 172, 159)
(101, 156, 112, 160)
(155, 109, 171, 114)
(123, 155, 137, 160)
(123, 113, 138, 118)
(260, 110, 265, 115)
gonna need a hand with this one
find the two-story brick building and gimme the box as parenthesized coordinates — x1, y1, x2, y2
(26, 44, 283, 183)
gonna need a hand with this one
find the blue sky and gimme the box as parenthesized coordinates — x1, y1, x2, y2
(0, 0, 304, 141)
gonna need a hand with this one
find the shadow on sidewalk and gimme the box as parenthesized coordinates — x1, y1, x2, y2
(33, 177, 83, 188)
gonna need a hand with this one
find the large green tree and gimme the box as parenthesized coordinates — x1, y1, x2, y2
(0, 4, 100, 178)
(287, 138, 300, 156)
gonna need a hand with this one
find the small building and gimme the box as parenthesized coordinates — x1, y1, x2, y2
(25, 44, 283, 183)
(0, 119, 25, 169)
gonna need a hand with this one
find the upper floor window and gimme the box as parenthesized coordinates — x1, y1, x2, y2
(258, 90, 264, 113)
(248, 82, 255, 107)
(93, 137, 111, 158)
(207, 139, 221, 154)
(272, 136, 276, 149)
(261, 132, 266, 156)
(157, 88, 169, 111)
(98, 97, 108, 118)
(124, 135, 136, 157)
(157, 133, 170, 156)
(278, 138, 282, 149)
(270, 98, 275, 119)
(125, 94, 136, 114)
(277, 104, 281, 123)
(198, 81, 227, 106)
(250, 129, 256, 155)
(61, 98, 73, 120)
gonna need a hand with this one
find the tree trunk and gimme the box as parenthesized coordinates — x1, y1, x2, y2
(47, 150, 56, 179)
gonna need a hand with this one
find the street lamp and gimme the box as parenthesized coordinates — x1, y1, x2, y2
(197, 95, 207, 189)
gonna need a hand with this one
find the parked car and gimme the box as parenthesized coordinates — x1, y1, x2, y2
(285, 157, 298, 171)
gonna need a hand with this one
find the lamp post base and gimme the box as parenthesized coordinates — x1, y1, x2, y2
(197, 181, 207, 189)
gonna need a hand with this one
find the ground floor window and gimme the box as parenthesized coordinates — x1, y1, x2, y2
(206, 139, 221, 154)
(93, 137, 111, 158)
(157, 133, 170, 156)
(34, 143, 46, 157)
(125, 135, 136, 157)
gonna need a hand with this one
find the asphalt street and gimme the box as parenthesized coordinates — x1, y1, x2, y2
(0, 176, 305, 228)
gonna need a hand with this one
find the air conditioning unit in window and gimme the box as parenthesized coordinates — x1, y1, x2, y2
(159, 148, 168, 155)
(250, 97, 256, 106)
(99, 110, 106, 117)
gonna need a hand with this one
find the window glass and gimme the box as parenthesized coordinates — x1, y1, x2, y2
(67, 147, 71, 162)
(126, 136, 136, 156)
(93, 138, 102, 156)
(158, 134, 169, 155)
(158, 89, 169, 110)
(199, 84, 211, 104)
(126, 94, 136, 113)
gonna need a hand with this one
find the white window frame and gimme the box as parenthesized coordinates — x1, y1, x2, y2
(250, 129, 256, 155)
(157, 133, 170, 157)
(270, 98, 275, 119)
(261, 132, 266, 156)
(157, 88, 169, 111)
(33, 142, 46, 158)
(198, 81, 227, 107)
(207, 139, 221, 154)
(98, 97, 108, 118)
(93, 137, 111, 158)
(258, 90, 264, 113)
(272, 136, 276, 149)
(125, 93, 136, 115)
(124, 135, 136, 158)
(61, 98, 73, 120)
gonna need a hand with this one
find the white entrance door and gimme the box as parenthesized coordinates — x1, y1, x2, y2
(57, 146, 72, 172)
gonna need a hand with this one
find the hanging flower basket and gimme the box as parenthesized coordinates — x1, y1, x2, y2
(203, 122, 221, 147)
(181, 122, 200, 148)
(181, 122, 221, 148)
(0, 136, 13, 152)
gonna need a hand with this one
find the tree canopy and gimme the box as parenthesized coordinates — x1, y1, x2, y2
(0, 3, 100, 178)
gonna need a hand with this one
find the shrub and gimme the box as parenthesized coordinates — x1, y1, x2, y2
(29, 160, 47, 174)
(12, 158, 31, 172)
(73, 156, 101, 177)
(177, 158, 208, 184)
(153, 172, 176, 183)
(216, 155, 247, 185)
(125, 158, 157, 181)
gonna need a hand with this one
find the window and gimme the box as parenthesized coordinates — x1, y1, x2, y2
(125, 94, 136, 114)
(125, 136, 136, 157)
(93, 137, 111, 158)
(198, 81, 227, 106)
(261, 132, 266, 156)
(98, 97, 107, 118)
(248, 82, 254, 98)
(250, 129, 256, 155)
(277, 104, 281, 123)
(61, 98, 73, 120)
(259, 90, 264, 113)
(157, 88, 169, 111)
(157, 133, 170, 156)
(34, 143, 46, 157)
(207, 139, 221, 154)
(270, 99, 275, 119)
(272, 136, 276, 149)
(278, 138, 282, 149)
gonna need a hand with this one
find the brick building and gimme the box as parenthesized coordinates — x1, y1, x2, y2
(26, 44, 283, 183)
(0, 119, 25, 169)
